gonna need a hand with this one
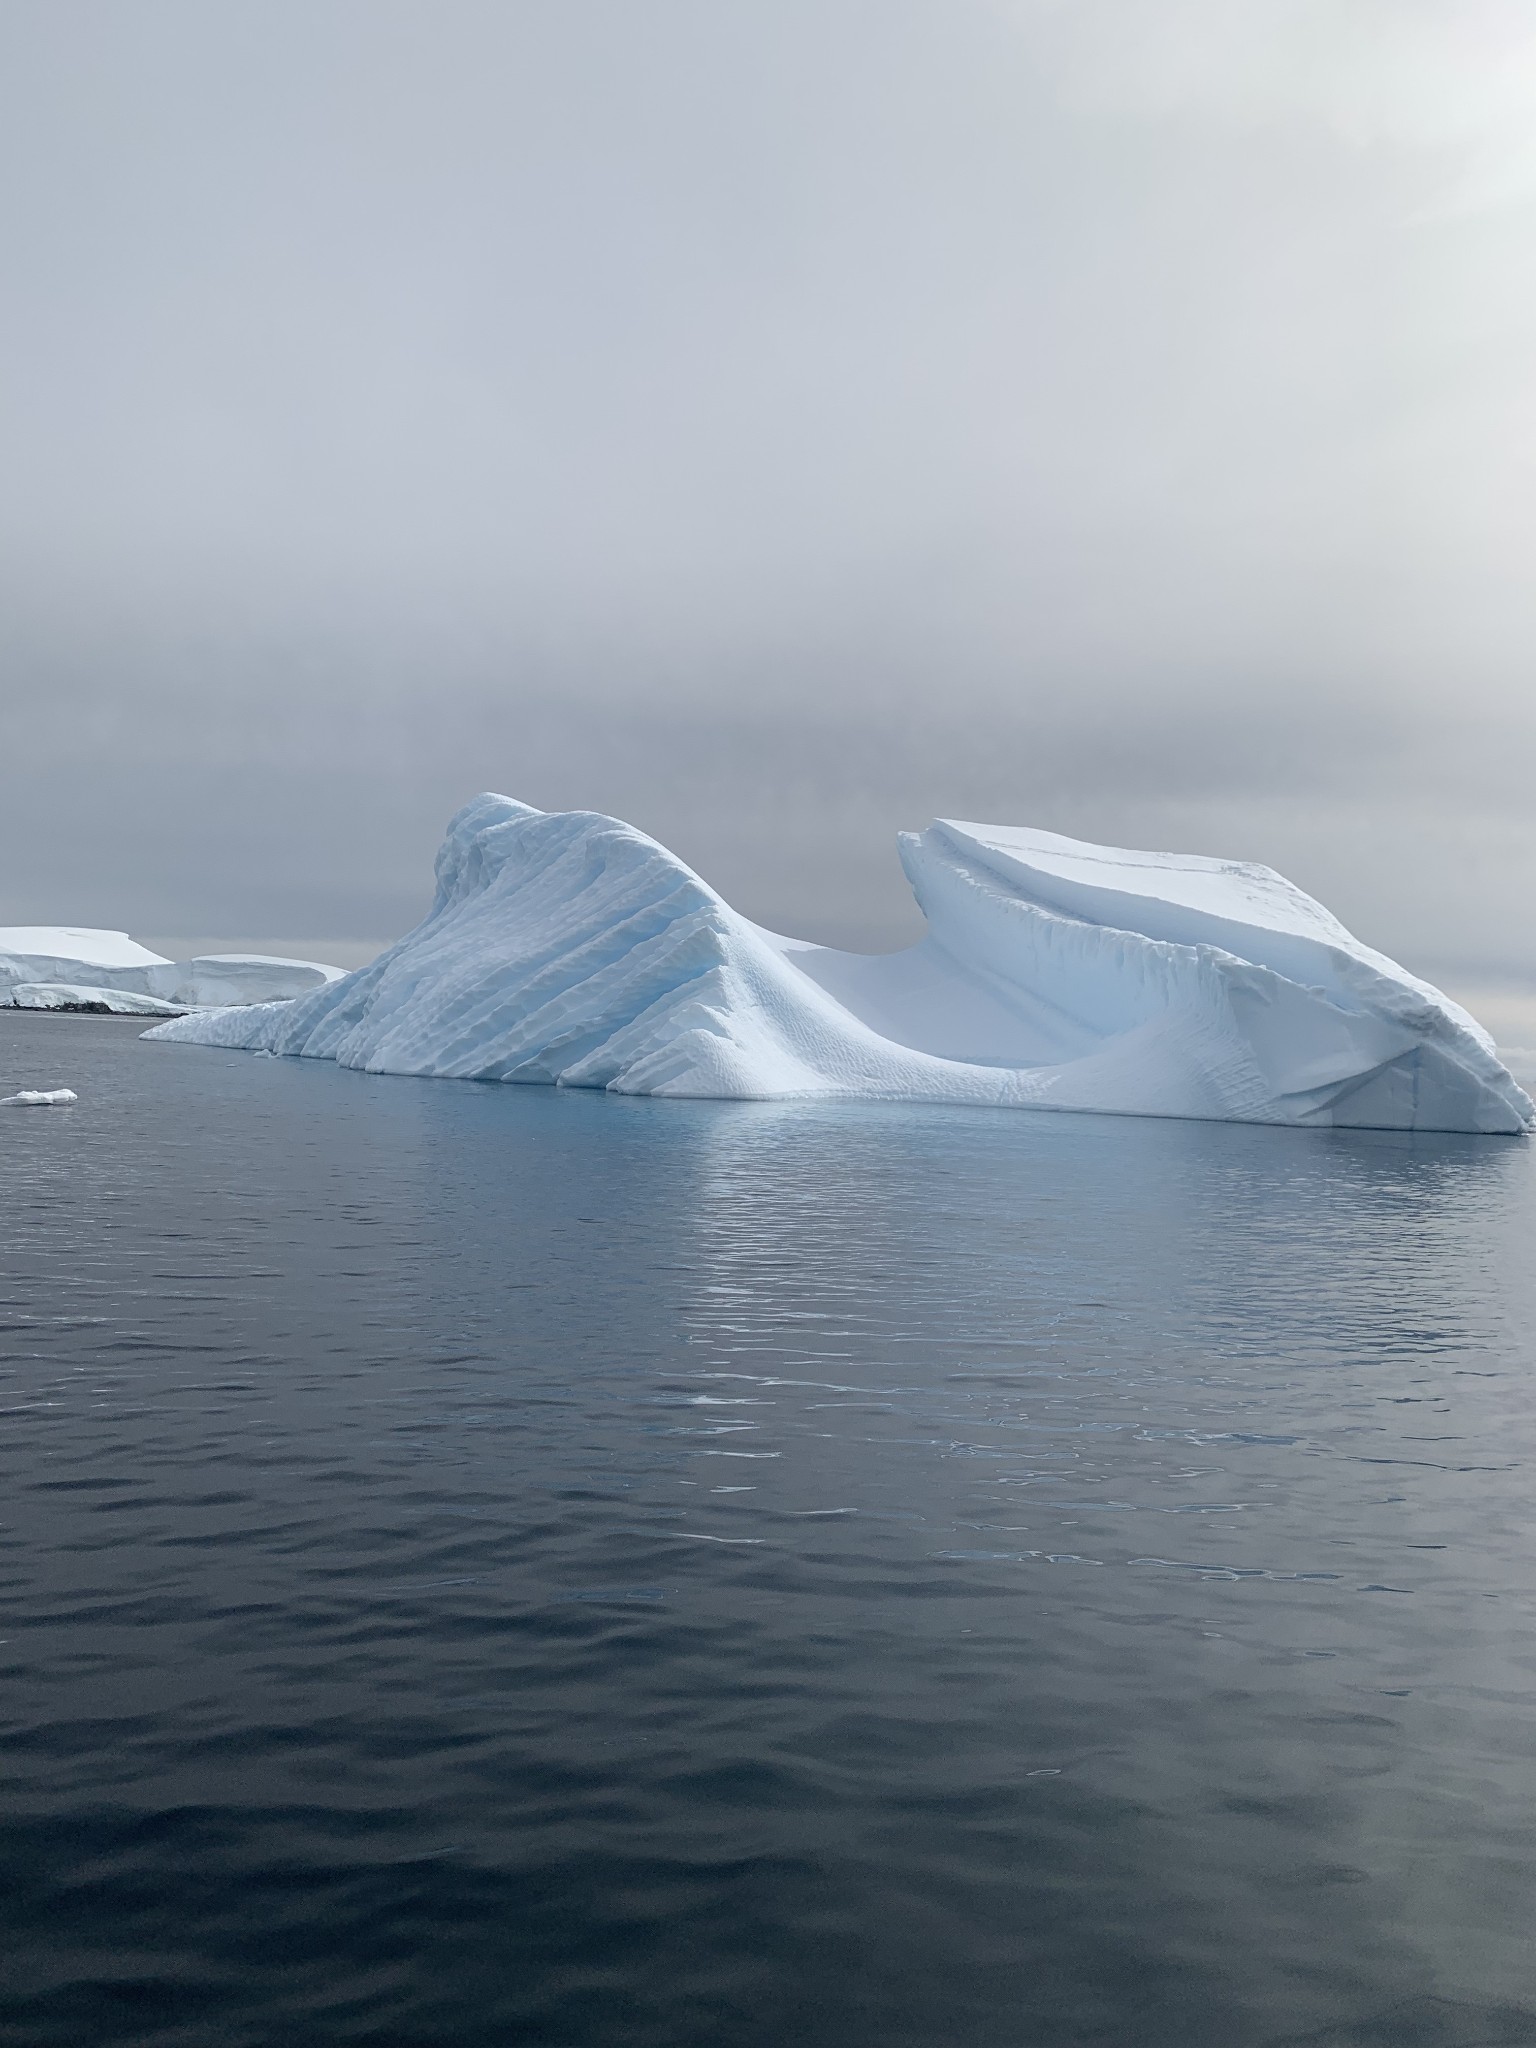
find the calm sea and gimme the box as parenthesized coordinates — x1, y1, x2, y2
(3, 1012, 1535, 2047)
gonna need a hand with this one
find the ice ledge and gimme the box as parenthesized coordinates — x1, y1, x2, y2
(5, 983, 187, 1016)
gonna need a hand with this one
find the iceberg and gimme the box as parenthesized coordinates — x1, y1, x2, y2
(1, 929, 343, 1010)
(145, 794, 1533, 1135)
(6, 983, 188, 1016)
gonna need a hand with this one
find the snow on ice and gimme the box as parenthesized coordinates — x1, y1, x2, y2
(0, 930, 342, 1012)
(7, 984, 188, 1016)
(145, 794, 1533, 1134)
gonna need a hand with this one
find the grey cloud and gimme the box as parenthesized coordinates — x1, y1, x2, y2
(2, 0, 1534, 982)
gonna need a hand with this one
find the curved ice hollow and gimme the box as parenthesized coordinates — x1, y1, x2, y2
(146, 794, 1533, 1134)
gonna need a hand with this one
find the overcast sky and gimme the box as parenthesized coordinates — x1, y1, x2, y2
(3, 0, 1535, 977)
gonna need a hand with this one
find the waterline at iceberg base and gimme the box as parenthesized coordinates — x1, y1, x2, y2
(147, 794, 1534, 1135)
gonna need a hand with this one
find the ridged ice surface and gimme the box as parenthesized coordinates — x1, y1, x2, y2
(148, 793, 1533, 1134)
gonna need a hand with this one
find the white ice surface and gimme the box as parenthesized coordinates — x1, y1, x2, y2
(145, 793, 1535, 1135)
(0, 935, 342, 1008)
(0, 927, 166, 970)
(1, 1088, 78, 1107)
(5, 983, 187, 1016)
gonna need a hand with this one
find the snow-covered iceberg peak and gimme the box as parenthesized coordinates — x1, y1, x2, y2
(146, 793, 1534, 1135)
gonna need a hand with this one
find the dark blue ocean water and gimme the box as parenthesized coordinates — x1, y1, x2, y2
(3, 1012, 1536, 2048)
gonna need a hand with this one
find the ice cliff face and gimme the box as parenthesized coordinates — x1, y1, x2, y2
(146, 794, 1534, 1134)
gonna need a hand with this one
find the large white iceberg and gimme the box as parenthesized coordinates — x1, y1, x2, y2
(1, 928, 342, 1011)
(145, 794, 1533, 1135)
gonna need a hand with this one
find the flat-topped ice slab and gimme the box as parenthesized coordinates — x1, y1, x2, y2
(1, 932, 343, 1008)
(144, 794, 1534, 1135)
(0, 926, 168, 971)
(923, 821, 1451, 1004)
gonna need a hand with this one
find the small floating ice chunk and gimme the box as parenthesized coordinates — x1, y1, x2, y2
(2, 1088, 78, 1107)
